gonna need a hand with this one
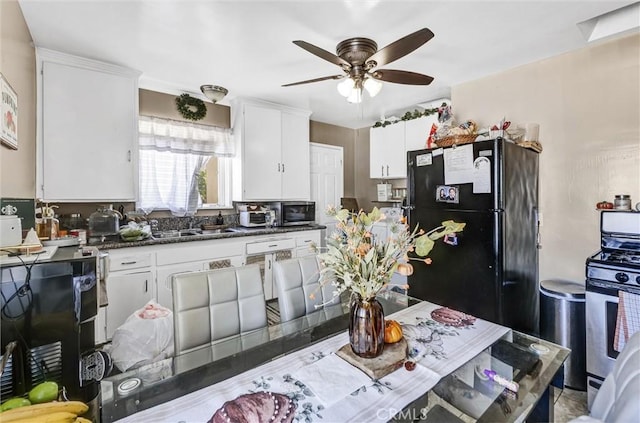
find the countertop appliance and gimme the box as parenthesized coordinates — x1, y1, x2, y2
(239, 210, 271, 227)
(274, 201, 315, 227)
(407, 138, 539, 334)
(585, 211, 640, 408)
(0, 215, 22, 247)
(1, 254, 103, 420)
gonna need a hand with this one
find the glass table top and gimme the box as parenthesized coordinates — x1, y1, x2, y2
(100, 292, 568, 422)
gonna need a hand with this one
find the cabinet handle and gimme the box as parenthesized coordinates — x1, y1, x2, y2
(127, 150, 132, 162)
(282, 163, 285, 173)
(144, 280, 148, 292)
(121, 261, 137, 265)
(268, 259, 271, 270)
(278, 163, 281, 172)
(268, 244, 278, 248)
(381, 165, 384, 177)
(386, 165, 389, 176)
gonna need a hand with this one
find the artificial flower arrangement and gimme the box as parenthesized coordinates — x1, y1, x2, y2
(316, 206, 466, 302)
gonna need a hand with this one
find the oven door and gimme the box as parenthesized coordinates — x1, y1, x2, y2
(586, 289, 619, 380)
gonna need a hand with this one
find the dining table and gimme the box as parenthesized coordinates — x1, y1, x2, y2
(100, 291, 569, 423)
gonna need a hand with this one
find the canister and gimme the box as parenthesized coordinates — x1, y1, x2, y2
(614, 195, 631, 210)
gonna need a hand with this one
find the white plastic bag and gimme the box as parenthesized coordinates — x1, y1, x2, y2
(109, 300, 174, 372)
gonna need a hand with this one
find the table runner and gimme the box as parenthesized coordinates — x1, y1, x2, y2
(117, 301, 510, 422)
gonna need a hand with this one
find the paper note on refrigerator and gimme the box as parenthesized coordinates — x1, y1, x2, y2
(444, 144, 474, 184)
(473, 157, 491, 193)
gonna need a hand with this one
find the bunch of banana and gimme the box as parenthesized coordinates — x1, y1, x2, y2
(0, 401, 89, 423)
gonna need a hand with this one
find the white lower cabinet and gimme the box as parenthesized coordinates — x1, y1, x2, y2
(95, 230, 321, 345)
(294, 230, 321, 257)
(155, 239, 245, 312)
(105, 270, 154, 340)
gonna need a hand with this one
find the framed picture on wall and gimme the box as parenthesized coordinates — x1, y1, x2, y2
(1, 73, 18, 150)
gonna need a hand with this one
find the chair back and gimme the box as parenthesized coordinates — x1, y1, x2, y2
(273, 256, 338, 322)
(588, 330, 640, 422)
(172, 265, 267, 355)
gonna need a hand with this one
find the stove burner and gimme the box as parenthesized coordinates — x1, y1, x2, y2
(601, 251, 640, 263)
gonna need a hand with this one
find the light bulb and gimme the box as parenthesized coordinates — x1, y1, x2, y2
(363, 77, 382, 97)
(337, 78, 354, 97)
(347, 87, 362, 104)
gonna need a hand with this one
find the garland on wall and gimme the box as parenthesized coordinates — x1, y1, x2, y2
(372, 107, 439, 128)
(175, 93, 207, 121)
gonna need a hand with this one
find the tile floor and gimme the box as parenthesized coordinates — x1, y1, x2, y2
(554, 387, 589, 422)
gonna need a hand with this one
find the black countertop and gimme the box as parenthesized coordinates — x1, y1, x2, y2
(87, 224, 326, 250)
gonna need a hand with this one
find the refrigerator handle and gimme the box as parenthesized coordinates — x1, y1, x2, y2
(534, 207, 542, 249)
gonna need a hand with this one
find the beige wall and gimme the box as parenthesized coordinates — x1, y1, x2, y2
(452, 34, 640, 283)
(0, 0, 36, 198)
(139, 89, 230, 128)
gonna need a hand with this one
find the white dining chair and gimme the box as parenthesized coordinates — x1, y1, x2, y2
(172, 265, 268, 355)
(273, 255, 341, 323)
(569, 331, 640, 423)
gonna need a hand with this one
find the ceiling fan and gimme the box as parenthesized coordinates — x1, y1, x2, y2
(283, 28, 435, 103)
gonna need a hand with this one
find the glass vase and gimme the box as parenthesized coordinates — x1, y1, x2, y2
(349, 294, 385, 358)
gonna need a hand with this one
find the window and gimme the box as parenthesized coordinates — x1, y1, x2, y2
(138, 116, 233, 215)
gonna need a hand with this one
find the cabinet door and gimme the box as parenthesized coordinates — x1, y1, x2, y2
(370, 123, 405, 178)
(156, 262, 205, 312)
(243, 104, 282, 200)
(281, 112, 310, 199)
(41, 61, 137, 201)
(369, 126, 386, 178)
(384, 123, 407, 178)
(405, 115, 437, 152)
(105, 270, 153, 340)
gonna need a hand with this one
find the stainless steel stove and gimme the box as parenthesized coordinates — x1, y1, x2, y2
(585, 211, 640, 409)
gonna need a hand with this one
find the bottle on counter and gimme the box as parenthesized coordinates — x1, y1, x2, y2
(36, 203, 59, 240)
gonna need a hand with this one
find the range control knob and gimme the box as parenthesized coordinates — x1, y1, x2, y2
(615, 272, 629, 283)
(636, 275, 640, 285)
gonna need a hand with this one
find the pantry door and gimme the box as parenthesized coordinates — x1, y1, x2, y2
(310, 143, 343, 243)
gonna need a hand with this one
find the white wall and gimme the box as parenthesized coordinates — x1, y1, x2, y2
(452, 34, 640, 283)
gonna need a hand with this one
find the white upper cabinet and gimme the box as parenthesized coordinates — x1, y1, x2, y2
(232, 99, 311, 201)
(36, 48, 140, 201)
(281, 111, 310, 200)
(369, 122, 406, 179)
(370, 115, 437, 180)
(404, 114, 437, 152)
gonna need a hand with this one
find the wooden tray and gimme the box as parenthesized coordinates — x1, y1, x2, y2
(336, 338, 407, 379)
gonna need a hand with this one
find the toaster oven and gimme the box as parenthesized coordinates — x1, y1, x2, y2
(239, 210, 271, 227)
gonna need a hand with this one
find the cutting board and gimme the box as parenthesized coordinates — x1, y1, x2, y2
(336, 338, 408, 379)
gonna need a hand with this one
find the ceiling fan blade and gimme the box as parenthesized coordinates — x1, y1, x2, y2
(282, 74, 345, 87)
(293, 40, 351, 68)
(372, 69, 434, 85)
(367, 28, 434, 68)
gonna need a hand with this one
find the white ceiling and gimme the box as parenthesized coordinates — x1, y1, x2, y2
(18, 0, 635, 129)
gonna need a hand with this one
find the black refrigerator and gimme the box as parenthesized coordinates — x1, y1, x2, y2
(407, 138, 539, 334)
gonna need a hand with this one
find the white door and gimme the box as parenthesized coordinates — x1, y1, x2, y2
(310, 143, 343, 237)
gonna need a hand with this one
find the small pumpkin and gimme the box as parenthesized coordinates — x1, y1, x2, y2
(384, 320, 403, 344)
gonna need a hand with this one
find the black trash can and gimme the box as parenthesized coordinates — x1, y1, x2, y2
(540, 279, 586, 391)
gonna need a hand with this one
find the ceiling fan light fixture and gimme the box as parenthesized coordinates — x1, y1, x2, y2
(363, 77, 382, 97)
(346, 87, 362, 104)
(200, 85, 228, 103)
(337, 78, 355, 97)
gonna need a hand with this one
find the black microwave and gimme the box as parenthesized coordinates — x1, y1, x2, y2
(276, 201, 316, 226)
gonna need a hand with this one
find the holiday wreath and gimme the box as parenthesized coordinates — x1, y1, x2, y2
(175, 93, 207, 121)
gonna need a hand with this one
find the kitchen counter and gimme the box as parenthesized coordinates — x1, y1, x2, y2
(86, 224, 325, 250)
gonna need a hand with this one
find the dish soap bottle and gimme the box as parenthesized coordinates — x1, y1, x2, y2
(216, 211, 224, 225)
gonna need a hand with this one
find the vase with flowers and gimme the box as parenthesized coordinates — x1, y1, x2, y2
(317, 206, 465, 358)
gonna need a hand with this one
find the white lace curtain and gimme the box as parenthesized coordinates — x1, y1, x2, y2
(138, 116, 234, 216)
